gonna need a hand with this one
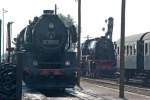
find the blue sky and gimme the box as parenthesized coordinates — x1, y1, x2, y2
(1, 0, 150, 48)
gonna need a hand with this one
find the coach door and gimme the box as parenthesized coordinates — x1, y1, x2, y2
(137, 40, 144, 72)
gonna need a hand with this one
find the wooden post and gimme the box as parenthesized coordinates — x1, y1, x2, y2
(77, 0, 81, 87)
(0, 20, 1, 63)
(16, 37, 23, 100)
(6, 22, 14, 63)
(2, 8, 7, 61)
(7, 22, 11, 63)
(119, 0, 126, 98)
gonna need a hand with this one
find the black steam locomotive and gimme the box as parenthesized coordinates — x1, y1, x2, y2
(15, 10, 79, 89)
(81, 17, 116, 78)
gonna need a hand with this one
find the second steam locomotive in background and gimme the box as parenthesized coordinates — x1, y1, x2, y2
(80, 17, 117, 78)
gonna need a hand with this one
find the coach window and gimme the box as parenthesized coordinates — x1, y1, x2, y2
(117, 47, 119, 55)
(133, 44, 136, 55)
(114, 43, 117, 50)
(145, 43, 148, 55)
(149, 42, 150, 55)
(124, 46, 126, 55)
(125, 46, 127, 56)
(127, 45, 129, 56)
(130, 46, 132, 55)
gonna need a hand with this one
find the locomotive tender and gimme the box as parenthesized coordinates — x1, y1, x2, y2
(81, 17, 116, 78)
(115, 32, 150, 82)
(15, 10, 79, 89)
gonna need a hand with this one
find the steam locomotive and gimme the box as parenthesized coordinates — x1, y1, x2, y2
(81, 17, 116, 78)
(15, 10, 79, 89)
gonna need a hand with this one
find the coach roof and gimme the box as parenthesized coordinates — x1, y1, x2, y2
(116, 32, 149, 44)
(142, 32, 150, 41)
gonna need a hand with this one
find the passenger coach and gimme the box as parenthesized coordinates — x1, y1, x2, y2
(115, 32, 150, 82)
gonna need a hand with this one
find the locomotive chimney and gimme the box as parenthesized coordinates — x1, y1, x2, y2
(43, 10, 54, 15)
(55, 4, 57, 15)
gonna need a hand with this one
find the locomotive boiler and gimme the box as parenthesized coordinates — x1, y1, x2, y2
(15, 10, 79, 89)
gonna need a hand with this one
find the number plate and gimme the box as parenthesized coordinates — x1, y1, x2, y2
(43, 40, 59, 45)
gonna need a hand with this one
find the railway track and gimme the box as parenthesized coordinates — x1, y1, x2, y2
(66, 88, 104, 100)
(23, 83, 124, 100)
(82, 77, 150, 96)
(23, 86, 104, 100)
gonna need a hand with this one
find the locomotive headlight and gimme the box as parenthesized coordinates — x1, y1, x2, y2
(65, 61, 70, 66)
(33, 60, 38, 66)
